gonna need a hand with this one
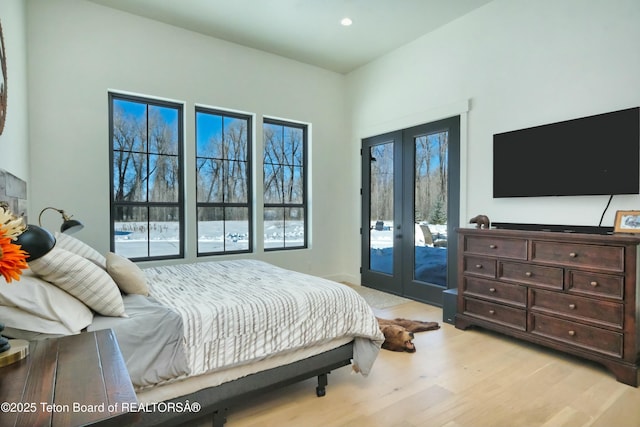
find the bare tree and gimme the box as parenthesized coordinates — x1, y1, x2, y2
(370, 143, 393, 221)
(414, 135, 433, 222)
(196, 117, 249, 221)
(112, 104, 146, 204)
(113, 103, 182, 225)
(414, 131, 448, 224)
(148, 108, 179, 206)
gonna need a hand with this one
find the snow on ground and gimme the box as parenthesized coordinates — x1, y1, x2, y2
(114, 219, 448, 286)
(368, 221, 448, 286)
(114, 220, 302, 258)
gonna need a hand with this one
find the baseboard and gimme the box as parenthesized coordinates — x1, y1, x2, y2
(323, 273, 359, 285)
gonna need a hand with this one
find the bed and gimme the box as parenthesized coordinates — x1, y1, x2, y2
(0, 231, 384, 426)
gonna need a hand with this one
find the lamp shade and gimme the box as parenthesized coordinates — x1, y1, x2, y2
(60, 219, 84, 234)
(14, 225, 56, 261)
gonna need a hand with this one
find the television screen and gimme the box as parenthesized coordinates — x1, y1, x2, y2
(493, 107, 640, 198)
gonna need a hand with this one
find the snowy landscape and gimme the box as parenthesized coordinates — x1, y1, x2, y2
(114, 220, 447, 287)
(114, 220, 304, 258)
(369, 222, 448, 286)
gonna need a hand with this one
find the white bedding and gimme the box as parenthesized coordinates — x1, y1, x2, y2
(144, 260, 384, 379)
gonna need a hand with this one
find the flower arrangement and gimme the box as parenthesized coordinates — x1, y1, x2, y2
(0, 204, 28, 283)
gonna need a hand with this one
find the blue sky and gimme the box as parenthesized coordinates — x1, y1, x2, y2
(114, 98, 180, 133)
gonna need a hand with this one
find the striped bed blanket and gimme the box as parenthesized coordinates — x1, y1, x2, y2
(144, 260, 384, 377)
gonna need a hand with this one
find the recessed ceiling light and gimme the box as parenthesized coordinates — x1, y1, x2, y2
(341, 17, 353, 26)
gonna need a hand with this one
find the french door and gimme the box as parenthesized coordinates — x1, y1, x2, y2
(361, 116, 460, 306)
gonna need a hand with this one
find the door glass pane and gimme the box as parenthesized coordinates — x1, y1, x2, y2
(369, 142, 394, 274)
(414, 131, 448, 286)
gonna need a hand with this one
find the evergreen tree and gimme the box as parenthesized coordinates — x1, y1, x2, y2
(429, 197, 447, 224)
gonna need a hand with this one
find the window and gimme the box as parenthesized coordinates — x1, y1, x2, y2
(263, 118, 307, 250)
(109, 93, 184, 261)
(196, 107, 252, 255)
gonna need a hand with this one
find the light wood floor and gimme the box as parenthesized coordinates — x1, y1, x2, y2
(194, 300, 640, 427)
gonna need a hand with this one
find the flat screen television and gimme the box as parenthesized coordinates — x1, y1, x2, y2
(493, 107, 640, 198)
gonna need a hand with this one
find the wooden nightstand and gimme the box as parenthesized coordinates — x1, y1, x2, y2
(0, 329, 138, 426)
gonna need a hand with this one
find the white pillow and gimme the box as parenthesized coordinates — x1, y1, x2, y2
(54, 232, 107, 269)
(106, 252, 149, 296)
(29, 247, 126, 317)
(0, 305, 85, 335)
(0, 269, 93, 333)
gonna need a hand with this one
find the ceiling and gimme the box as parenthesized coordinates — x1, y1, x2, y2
(87, 0, 493, 74)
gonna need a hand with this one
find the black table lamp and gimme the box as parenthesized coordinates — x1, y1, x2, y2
(38, 207, 84, 234)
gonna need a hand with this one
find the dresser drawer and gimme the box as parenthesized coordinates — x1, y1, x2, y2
(530, 289, 623, 329)
(463, 256, 496, 278)
(499, 261, 563, 290)
(462, 297, 526, 330)
(531, 241, 624, 272)
(530, 313, 623, 358)
(567, 270, 624, 300)
(463, 277, 526, 307)
(463, 235, 527, 259)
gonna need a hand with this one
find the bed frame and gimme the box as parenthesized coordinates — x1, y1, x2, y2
(135, 342, 354, 426)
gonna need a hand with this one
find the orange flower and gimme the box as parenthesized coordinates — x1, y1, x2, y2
(0, 228, 29, 283)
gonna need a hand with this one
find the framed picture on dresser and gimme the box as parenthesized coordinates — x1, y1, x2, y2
(614, 210, 640, 233)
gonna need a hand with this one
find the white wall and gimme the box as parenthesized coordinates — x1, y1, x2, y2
(0, 0, 29, 181)
(348, 0, 640, 233)
(26, 0, 352, 279)
(25, 0, 640, 282)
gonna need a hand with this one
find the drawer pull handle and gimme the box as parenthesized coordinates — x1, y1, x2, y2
(525, 271, 533, 277)
(568, 330, 576, 336)
(569, 304, 576, 310)
(475, 264, 483, 269)
(569, 252, 577, 258)
(489, 288, 496, 293)
(590, 281, 598, 287)
(489, 309, 496, 315)
(489, 244, 497, 249)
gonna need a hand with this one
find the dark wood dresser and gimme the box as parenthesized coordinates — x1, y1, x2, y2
(455, 227, 640, 386)
(0, 329, 138, 426)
